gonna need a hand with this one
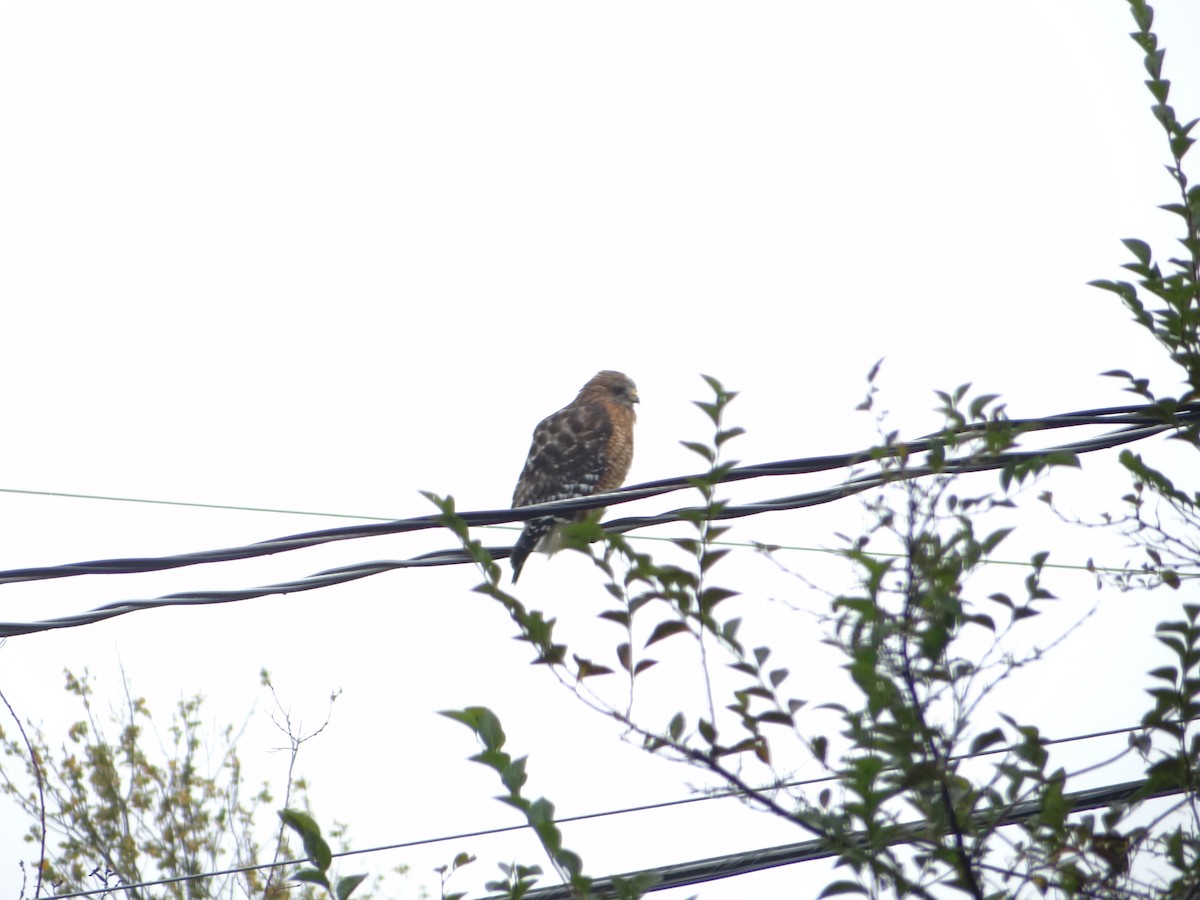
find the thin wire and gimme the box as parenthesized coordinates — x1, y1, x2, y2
(2, 403, 1190, 585)
(0, 487, 1155, 578)
(38, 717, 1159, 899)
(1, 404, 1196, 638)
(511, 778, 1178, 899)
(0, 487, 391, 522)
(5, 404, 1194, 894)
(10, 484, 1107, 576)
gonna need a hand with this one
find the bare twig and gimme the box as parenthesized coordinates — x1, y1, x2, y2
(0, 681, 46, 900)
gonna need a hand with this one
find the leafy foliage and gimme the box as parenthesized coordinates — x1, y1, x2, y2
(432, 375, 1089, 896)
(7, 3, 1200, 899)
(0, 669, 383, 900)
(440, 706, 658, 900)
(279, 809, 368, 900)
(1085, 3, 1200, 593)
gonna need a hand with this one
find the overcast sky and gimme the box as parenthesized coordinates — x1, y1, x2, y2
(2, 2, 1200, 897)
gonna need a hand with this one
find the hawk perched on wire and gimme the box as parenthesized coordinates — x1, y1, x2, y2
(509, 370, 639, 582)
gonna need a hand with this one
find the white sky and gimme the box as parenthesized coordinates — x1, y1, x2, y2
(2, 1, 1200, 897)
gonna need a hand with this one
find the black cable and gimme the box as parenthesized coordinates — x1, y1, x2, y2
(509, 778, 1180, 899)
(0, 404, 1195, 639)
(36, 719, 1165, 900)
(13, 402, 1197, 900)
(1, 403, 1193, 587)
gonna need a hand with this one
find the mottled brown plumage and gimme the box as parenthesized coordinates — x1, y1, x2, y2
(510, 371, 638, 582)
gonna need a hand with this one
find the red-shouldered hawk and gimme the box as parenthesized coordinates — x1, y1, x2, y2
(509, 370, 639, 582)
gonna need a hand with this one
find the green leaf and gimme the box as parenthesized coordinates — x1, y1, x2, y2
(616, 643, 632, 672)
(557, 848, 584, 880)
(757, 711, 794, 727)
(645, 620, 691, 647)
(980, 527, 1013, 555)
(1145, 49, 1165, 80)
(1088, 278, 1138, 301)
(336, 874, 368, 900)
(1152, 103, 1176, 132)
(692, 400, 721, 425)
(715, 426, 746, 446)
(1043, 451, 1080, 469)
(968, 394, 1000, 419)
(699, 553, 732, 576)
(679, 440, 716, 463)
(441, 707, 507, 752)
(669, 713, 685, 741)
(964, 613, 996, 632)
(1041, 774, 1068, 829)
(1146, 78, 1171, 104)
(699, 586, 737, 607)
(573, 656, 614, 679)
(969, 728, 1006, 756)
(1122, 238, 1153, 266)
(1149, 665, 1179, 683)
(818, 882, 869, 897)
(1130, 1, 1152, 31)
(811, 735, 828, 763)
(279, 809, 332, 872)
(1146, 756, 1188, 790)
(291, 869, 332, 890)
(500, 755, 529, 794)
(754, 738, 770, 763)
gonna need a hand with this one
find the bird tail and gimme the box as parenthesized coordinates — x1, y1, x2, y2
(510, 517, 553, 583)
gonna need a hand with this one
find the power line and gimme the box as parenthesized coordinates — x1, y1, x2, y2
(5, 408, 1193, 898)
(7, 405, 1195, 587)
(510, 778, 1181, 899)
(2, 410, 1192, 895)
(0, 488, 392, 522)
(0, 487, 1150, 578)
(0, 403, 1195, 639)
(36, 718, 1161, 900)
(1, 403, 1186, 585)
